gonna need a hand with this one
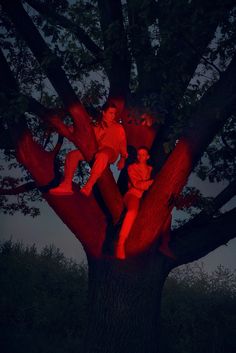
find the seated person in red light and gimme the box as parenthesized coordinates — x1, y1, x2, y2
(116, 147, 153, 259)
(50, 103, 128, 196)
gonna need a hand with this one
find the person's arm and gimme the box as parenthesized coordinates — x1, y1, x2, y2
(128, 166, 153, 191)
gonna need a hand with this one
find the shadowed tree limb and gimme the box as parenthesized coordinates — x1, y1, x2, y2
(0, 181, 36, 195)
(156, 0, 235, 104)
(97, 0, 131, 96)
(0, 48, 20, 92)
(25, 0, 103, 60)
(126, 0, 157, 93)
(153, 52, 236, 172)
(150, 1, 236, 174)
(1, 0, 78, 106)
(179, 179, 236, 232)
(180, 32, 223, 76)
(170, 207, 236, 268)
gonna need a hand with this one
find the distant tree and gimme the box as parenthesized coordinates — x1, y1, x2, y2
(0, 1, 235, 352)
(161, 264, 236, 353)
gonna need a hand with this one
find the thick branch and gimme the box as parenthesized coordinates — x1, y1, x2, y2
(25, 0, 103, 59)
(180, 179, 236, 231)
(126, 138, 193, 257)
(157, 0, 235, 105)
(171, 208, 236, 267)
(126, 0, 157, 93)
(0, 182, 36, 195)
(97, 0, 130, 95)
(125, 54, 236, 257)
(16, 130, 107, 258)
(1, 0, 80, 106)
(0, 48, 19, 92)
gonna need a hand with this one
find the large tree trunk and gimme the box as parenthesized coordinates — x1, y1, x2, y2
(83, 253, 170, 353)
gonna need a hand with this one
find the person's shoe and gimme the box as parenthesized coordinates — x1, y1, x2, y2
(49, 184, 73, 195)
(80, 183, 92, 196)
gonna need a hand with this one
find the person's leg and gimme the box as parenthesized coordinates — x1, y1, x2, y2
(50, 150, 84, 195)
(116, 193, 140, 259)
(80, 147, 115, 196)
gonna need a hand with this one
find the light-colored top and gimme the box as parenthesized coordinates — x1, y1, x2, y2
(93, 121, 128, 162)
(126, 162, 153, 198)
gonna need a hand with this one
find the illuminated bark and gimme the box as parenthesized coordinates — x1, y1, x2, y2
(16, 130, 106, 257)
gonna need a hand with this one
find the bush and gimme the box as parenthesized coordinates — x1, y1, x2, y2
(160, 264, 236, 353)
(0, 240, 88, 353)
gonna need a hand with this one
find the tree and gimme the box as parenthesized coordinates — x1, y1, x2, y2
(0, 1, 235, 352)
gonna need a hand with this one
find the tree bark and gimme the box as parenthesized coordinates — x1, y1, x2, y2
(97, 0, 131, 96)
(171, 207, 236, 267)
(83, 254, 170, 353)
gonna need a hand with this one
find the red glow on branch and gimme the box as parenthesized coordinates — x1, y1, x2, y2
(125, 138, 193, 257)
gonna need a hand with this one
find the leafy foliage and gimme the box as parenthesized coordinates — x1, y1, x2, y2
(196, 116, 236, 183)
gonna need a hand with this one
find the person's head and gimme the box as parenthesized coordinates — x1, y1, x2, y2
(102, 102, 117, 124)
(140, 113, 154, 127)
(137, 147, 150, 164)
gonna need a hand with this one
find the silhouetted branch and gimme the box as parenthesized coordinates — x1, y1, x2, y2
(178, 179, 236, 232)
(0, 182, 36, 195)
(25, 0, 103, 59)
(171, 208, 236, 267)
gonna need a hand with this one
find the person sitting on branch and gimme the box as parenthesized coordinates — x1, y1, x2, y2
(116, 147, 153, 259)
(50, 102, 128, 196)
